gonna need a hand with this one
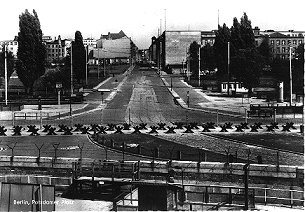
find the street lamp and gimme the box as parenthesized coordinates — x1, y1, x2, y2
(70, 41, 73, 95)
(85, 45, 88, 86)
(227, 41, 230, 96)
(289, 46, 293, 105)
(4, 44, 8, 106)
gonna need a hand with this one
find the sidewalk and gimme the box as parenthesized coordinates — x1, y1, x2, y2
(160, 71, 303, 120)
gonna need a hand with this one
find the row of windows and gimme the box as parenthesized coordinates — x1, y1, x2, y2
(270, 39, 302, 46)
(48, 53, 65, 57)
(222, 83, 243, 90)
(47, 48, 65, 53)
(47, 44, 63, 48)
(272, 47, 295, 53)
(0, 41, 18, 45)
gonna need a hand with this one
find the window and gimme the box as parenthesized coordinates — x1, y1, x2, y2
(282, 40, 286, 45)
(223, 84, 226, 89)
(282, 47, 286, 53)
(276, 40, 280, 45)
(288, 40, 291, 45)
(276, 47, 280, 53)
(293, 40, 297, 45)
(299, 40, 303, 44)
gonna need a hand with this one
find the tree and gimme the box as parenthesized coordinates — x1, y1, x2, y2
(201, 43, 216, 72)
(231, 48, 263, 93)
(258, 35, 273, 65)
(72, 31, 86, 84)
(189, 41, 200, 77)
(229, 13, 263, 94)
(292, 43, 304, 95)
(16, 9, 46, 94)
(240, 12, 256, 49)
(0, 47, 15, 81)
(214, 23, 231, 79)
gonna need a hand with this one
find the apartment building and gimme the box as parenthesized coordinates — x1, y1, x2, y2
(254, 27, 304, 59)
(45, 35, 71, 63)
(0, 39, 18, 58)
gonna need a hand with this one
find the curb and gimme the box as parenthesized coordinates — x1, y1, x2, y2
(159, 76, 243, 118)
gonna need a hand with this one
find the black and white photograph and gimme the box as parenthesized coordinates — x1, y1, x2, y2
(0, 0, 304, 211)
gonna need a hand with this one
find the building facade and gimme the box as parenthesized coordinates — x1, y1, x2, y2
(0, 39, 18, 58)
(45, 35, 71, 63)
(93, 30, 138, 64)
(83, 38, 97, 47)
(254, 28, 305, 59)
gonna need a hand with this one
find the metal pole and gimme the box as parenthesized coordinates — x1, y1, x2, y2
(98, 48, 100, 79)
(85, 46, 88, 86)
(70, 97, 72, 127)
(104, 58, 106, 77)
(198, 45, 201, 87)
(4, 45, 8, 106)
(243, 164, 249, 210)
(71, 42, 73, 95)
(303, 37, 305, 127)
(289, 47, 292, 105)
(227, 42, 230, 96)
(245, 108, 248, 123)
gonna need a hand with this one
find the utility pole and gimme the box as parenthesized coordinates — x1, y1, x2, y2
(104, 58, 106, 77)
(227, 41, 230, 96)
(85, 45, 88, 86)
(4, 45, 8, 106)
(198, 45, 201, 87)
(289, 46, 293, 105)
(98, 48, 100, 79)
(243, 163, 250, 210)
(71, 42, 73, 95)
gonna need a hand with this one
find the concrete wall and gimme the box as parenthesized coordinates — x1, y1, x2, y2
(0, 156, 303, 180)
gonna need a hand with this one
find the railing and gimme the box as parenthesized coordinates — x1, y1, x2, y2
(13, 112, 63, 120)
(253, 186, 304, 207)
(113, 187, 138, 211)
(248, 104, 303, 117)
(72, 160, 140, 181)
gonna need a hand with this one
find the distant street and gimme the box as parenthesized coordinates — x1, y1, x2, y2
(99, 66, 244, 125)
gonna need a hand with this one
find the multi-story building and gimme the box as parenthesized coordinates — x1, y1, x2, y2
(42, 35, 53, 43)
(45, 35, 71, 63)
(254, 27, 305, 59)
(150, 30, 202, 73)
(0, 39, 18, 58)
(201, 31, 216, 46)
(93, 30, 138, 64)
(83, 38, 97, 47)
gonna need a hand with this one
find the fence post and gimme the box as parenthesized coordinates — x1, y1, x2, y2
(12, 112, 15, 126)
(216, 109, 219, 126)
(290, 188, 294, 207)
(276, 151, 280, 172)
(264, 186, 267, 205)
(243, 163, 250, 210)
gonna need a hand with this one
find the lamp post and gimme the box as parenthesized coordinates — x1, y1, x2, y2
(4, 45, 8, 106)
(70, 42, 73, 95)
(198, 45, 201, 87)
(227, 41, 230, 96)
(85, 45, 88, 86)
(289, 46, 293, 105)
(98, 48, 100, 79)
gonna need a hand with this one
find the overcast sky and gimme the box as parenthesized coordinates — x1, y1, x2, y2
(1, 0, 304, 49)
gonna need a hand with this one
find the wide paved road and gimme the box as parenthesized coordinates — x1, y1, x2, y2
(100, 67, 244, 125)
